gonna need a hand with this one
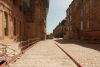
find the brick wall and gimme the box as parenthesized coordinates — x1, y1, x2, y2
(54, 0, 100, 42)
(0, 0, 49, 44)
(0, 0, 25, 43)
(65, 0, 100, 41)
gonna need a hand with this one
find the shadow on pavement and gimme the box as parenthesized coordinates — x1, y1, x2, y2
(55, 39, 100, 52)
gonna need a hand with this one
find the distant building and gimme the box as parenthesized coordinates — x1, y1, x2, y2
(46, 33, 53, 39)
(53, 19, 66, 38)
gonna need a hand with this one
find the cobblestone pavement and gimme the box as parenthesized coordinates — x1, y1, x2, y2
(55, 39, 100, 67)
(9, 40, 77, 67)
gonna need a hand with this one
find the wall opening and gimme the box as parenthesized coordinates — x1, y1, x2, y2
(4, 12, 8, 36)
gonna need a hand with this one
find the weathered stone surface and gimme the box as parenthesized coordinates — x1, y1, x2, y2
(9, 40, 77, 67)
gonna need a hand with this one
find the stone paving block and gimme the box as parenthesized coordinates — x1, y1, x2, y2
(55, 39, 100, 67)
(9, 40, 77, 67)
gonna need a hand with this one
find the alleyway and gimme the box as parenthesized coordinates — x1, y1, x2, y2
(9, 40, 77, 67)
(1, 0, 100, 67)
(8, 39, 100, 67)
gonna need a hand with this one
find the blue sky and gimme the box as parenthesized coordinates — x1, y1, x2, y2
(46, 0, 73, 34)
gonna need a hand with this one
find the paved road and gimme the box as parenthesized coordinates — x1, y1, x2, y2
(9, 40, 77, 67)
(55, 39, 100, 67)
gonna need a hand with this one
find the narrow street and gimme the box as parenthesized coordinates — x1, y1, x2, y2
(8, 39, 100, 67)
(9, 40, 77, 67)
(1, 0, 100, 67)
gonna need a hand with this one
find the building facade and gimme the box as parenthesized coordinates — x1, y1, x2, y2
(23, 0, 49, 40)
(70, 0, 100, 41)
(0, 0, 25, 43)
(0, 0, 49, 44)
(54, 0, 100, 42)
(53, 19, 66, 38)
